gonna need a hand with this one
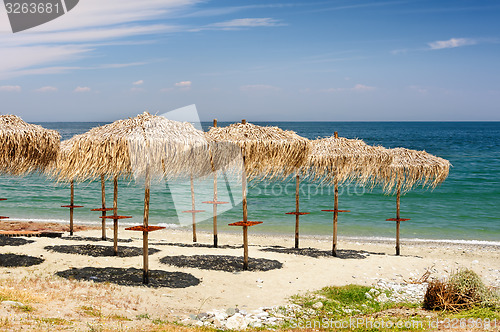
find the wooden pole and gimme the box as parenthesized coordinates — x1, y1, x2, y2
(101, 175, 107, 240)
(213, 118, 218, 128)
(190, 175, 197, 243)
(242, 155, 249, 270)
(142, 168, 151, 284)
(295, 174, 300, 249)
(213, 171, 218, 248)
(69, 180, 74, 236)
(113, 176, 118, 256)
(396, 181, 401, 256)
(332, 131, 339, 257)
(332, 180, 338, 257)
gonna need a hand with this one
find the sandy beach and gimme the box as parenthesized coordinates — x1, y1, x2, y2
(1, 221, 499, 330)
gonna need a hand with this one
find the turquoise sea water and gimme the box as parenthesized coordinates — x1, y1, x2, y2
(0, 121, 498, 243)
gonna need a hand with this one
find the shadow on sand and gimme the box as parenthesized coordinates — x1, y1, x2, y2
(56, 267, 200, 288)
(151, 242, 242, 249)
(259, 246, 384, 259)
(0, 237, 34, 247)
(45, 244, 160, 257)
(159, 254, 283, 272)
(60, 236, 133, 243)
(0, 253, 44, 267)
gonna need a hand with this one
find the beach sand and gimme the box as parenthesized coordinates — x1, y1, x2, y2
(1, 222, 499, 330)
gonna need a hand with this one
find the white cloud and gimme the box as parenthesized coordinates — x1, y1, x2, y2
(74, 86, 91, 92)
(35, 86, 58, 92)
(352, 84, 375, 91)
(209, 18, 283, 28)
(0, 0, 198, 79)
(322, 84, 375, 93)
(175, 81, 192, 87)
(0, 85, 21, 92)
(428, 38, 476, 50)
(240, 84, 280, 92)
(133, 80, 144, 85)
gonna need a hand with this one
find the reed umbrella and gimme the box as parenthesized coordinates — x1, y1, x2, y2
(0, 114, 60, 175)
(0, 114, 60, 222)
(54, 112, 212, 283)
(206, 120, 310, 269)
(380, 147, 450, 255)
(305, 132, 392, 256)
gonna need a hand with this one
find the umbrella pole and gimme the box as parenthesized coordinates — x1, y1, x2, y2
(142, 168, 151, 284)
(190, 175, 197, 243)
(396, 181, 401, 256)
(332, 180, 338, 257)
(213, 171, 218, 248)
(101, 175, 107, 240)
(113, 176, 118, 256)
(70, 180, 74, 236)
(242, 161, 249, 270)
(295, 175, 300, 249)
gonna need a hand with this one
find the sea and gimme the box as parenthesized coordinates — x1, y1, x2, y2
(1, 121, 498, 244)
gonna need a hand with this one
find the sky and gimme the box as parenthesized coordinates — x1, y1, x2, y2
(0, 0, 499, 122)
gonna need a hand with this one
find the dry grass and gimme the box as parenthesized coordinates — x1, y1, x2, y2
(0, 114, 60, 176)
(423, 269, 498, 312)
(206, 121, 311, 180)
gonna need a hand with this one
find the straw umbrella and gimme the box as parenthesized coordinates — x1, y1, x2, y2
(206, 120, 310, 269)
(55, 112, 212, 283)
(0, 114, 60, 222)
(305, 132, 392, 256)
(380, 148, 450, 255)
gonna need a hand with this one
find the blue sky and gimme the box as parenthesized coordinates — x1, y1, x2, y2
(1, 0, 499, 121)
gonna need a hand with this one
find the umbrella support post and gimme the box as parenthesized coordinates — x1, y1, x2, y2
(191, 176, 197, 242)
(0, 198, 8, 220)
(182, 176, 205, 242)
(228, 160, 263, 270)
(125, 169, 165, 285)
(61, 180, 83, 236)
(91, 177, 115, 240)
(386, 183, 410, 256)
(101, 176, 106, 240)
(70, 181, 74, 236)
(99, 178, 133, 256)
(285, 175, 310, 249)
(202, 171, 228, 248)
(113, 177, 118, 255)
(321, 181, 350, 257)
(333, 181, 338, 257)
(213, 172, 218, 248)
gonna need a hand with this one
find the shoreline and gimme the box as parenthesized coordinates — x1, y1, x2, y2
(3, 219, 500, 249)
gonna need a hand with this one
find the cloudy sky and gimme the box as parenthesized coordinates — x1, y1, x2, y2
(1, 0, 499, 121)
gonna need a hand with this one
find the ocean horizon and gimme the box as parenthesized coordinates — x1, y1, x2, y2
(1, 121, 498, 243)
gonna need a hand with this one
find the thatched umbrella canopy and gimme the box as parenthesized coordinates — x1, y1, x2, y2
(0, 114, 60, 223)
(53, 112, 212, 283)
(0, 114, 60, 176)
(380, 147, 450, 255)
(303, 133, 392, 256)
(206, 120, 310, 269)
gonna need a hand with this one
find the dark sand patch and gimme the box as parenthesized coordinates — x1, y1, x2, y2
(159, 254, 283, 272)
(0, 253, 44, 267)
(61, 236, 132, 243)
(0, 237, 34, 246)
(151, 242, 242, 249)
(45, 244, 159, 257)
(56, 267, 200, 288)
(259, 246, 382, 259)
